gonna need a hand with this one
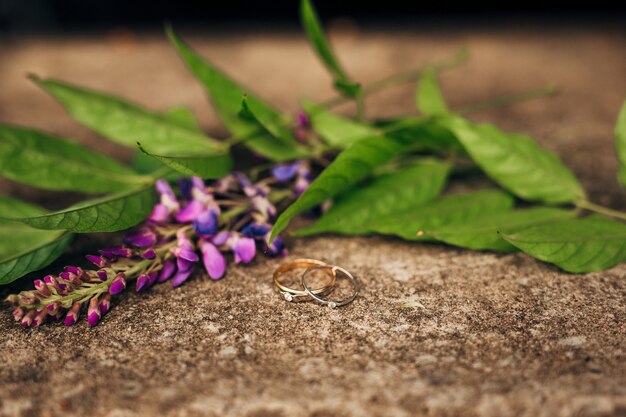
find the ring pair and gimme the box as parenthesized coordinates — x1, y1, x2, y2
(273, 259, 358, 308)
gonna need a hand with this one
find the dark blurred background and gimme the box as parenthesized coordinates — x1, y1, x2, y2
(1, 0, 625, 33)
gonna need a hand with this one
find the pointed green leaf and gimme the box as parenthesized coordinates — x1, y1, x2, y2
(0, 125, 148, 193)
(138, 142, 232, 178)
(3, 185, 155, 233)
(302, 101, 378, 148)
(31, 76, 223, 155)
(440, 116, 584, 204)
(378, 117, 464, 154)
(166, 27, 302, 161)
(502, 215, 626, 273)
(369, 190, 515, 240)
(300, 0, 360, 97)
(294, 160, 450, 236)
(425, 207, 576, 252)
(614, 100, 626, 187)
(270, 133, 430, 240)
(0, 196, 73, 285)
(164, 106, 203, 132)
(416, 67, 448, 116)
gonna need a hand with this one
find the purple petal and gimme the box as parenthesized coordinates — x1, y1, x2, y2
(265, 236, 288, 257)
(99, 294, 111, 316)
(87, 297, 101, 327)
(194, 210, 218, 236)
(96, 270, 109, 281)
(212, 231, 231, 246)
(232, 236, 256, 264)
(109, 275, 127, 295)
(171, 267, 194, 287)
(86, 255, 108, 268)
(136, 274, 150, 292)
(141, 248, 157, 259)
(296, 111, 310, 128)
(158, 260, 176, 282)
(124, 228, 157, 248)
(241, 223, 270, 239)
(200, 241, 227, 280)
(156, 179, 176, 201)
(148, 203, 170, 224)
(147, 271, 158, 286)
(175, 200, 206, 223)
(271, 162, 301, 182)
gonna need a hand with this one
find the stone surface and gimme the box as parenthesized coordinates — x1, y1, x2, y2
(0, 24, 626, 417)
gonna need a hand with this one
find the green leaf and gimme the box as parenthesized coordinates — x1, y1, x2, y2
(270, 133, 429, 241)
(31, 75, 224, 155)
(424, 207, 576, 252)
(166, 27, 303, 161)
(367, 190, 514, 240)
(302, 101, 378, 148)
(294, 159, 450, 236)
(0, 196, 73, 285)
(163, 106, 203, 132)
(416, 67, 448, 116)
(502, 215, 626, 273)
(614, 100, 626, 187)
(380, 117, 464, 154)
(0, 125, 148, 193)
(3, 185, 156, 233)
(300, 0, 360, 97)
(138, 142, 232, 178)
(440, 116, 584, 204)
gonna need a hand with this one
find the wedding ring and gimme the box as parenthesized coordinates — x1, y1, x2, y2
(273, 259, 336, 302)
(301, 265, 358, 308)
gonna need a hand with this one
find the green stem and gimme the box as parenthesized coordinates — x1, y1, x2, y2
(454, 84, 560, 115)
(356, 93, 366, 121)
(320, 47, 469, 109)
(576, 200, 626, 222)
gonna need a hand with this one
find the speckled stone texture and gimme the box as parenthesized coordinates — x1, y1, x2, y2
(0, 25, 625, 417)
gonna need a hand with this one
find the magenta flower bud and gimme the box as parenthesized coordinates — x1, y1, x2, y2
(175, 200, 205, 223)
(96, 269, 109, 281)
(296, 111, 310, 128)
(109, 274, 126, 295)
(124, 227, 157, 248)
(86, 255, 109, 268)
(33, 309, 48, 327)
(34, 279, 51, 296)
(147, 271, 158, 286)
(200, 240, 227, 280)
(64, 302, 81, 326)
(231, 235, 256, 264)
(141, 248, 157, 259)
(43, 275, 55, 285)
(158, 260, 176, 282)
(100, 246, 134, 259)
(171, 267, 194, 287)
(87, 297, 101, 327)
(64, 266, 84, 277)
(99, 293, 111, 316)
(45, 302, 60, 315)
(12, 307, 25, 322)
(136, 274, 150, 292)
(21, 310, 37, 327)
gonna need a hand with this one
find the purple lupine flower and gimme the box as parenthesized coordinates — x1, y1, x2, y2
(199, 240, 226, 280)
(170, 267, 194, 287)
(86, 255, 109, 268)
(141, 248, 157, 259)
(242, 223, 271, 239)
(148, 203, 170, 224)
(194, 210, 218, 237)
(64, 302, 81, 326)
(158, 259, 176, 283)
(109, 274, 126, 295)
(212, 231, 231, 246)
(176, 199, 206, 223)
(272, 162, 301, 182)
(124, 227, 157, 248)
(87, 296, 101, 327)
(171, 231, 199, 271)
(231, 235, 256, 264)
(96, 269, 109, 281)
(33, 279, 50, 296)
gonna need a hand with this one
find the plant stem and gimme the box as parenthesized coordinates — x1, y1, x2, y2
(454, 84, 560, 115)
(356, 93, 366, 121)
(320, 47, 469, 109)
(576, 200, 626, 222)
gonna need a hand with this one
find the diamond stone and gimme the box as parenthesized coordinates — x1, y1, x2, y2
(282, 292, 294, 302)
(328, 301, 337, 309)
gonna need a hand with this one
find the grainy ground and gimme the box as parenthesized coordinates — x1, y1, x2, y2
(0, 24, 625, 417)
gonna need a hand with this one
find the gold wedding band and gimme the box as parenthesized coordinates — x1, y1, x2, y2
(273, 259, 336, 302)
